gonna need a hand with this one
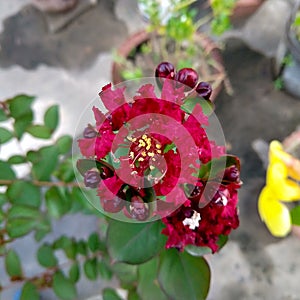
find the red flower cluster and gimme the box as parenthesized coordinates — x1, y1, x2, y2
(77, 65, 241, 252)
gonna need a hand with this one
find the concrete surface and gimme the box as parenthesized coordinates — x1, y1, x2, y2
(1, 0, 300, 299)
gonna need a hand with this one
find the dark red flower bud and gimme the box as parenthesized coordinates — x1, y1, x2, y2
(102, 196, 125, 213)
(83, 126, 97, 138)
(175, 68, 199, 89)
(130, 196, 149, 221)
(84, 170, 101, 188)
(213, 187, 230, 206)
(195, 81, 212, 100)
(100, 166, 114, 180)
(223, 166, 240, 183)
(185, 184, 202, 201)
(155, 62, 175, 79)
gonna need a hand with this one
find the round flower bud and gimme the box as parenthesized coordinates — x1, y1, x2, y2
(196, 81, 212, 100)
(155, 61, 175, 79)
(175, 68, 199, 89)
(130, 196, 149, 221)
(84, 170, 101, 188)
(83, 126, 97, 138)
(100, 166, 114, 180)
(223, 166, 240, 183)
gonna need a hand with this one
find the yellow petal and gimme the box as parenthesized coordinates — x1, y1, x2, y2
(258, 186, 291, 237)
(269, 140, 300, 181)
(267, 162, 300, 201)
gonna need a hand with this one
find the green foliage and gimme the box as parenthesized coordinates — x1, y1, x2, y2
(0, 95, 218, 300)
(210, 0, 236, 35)
(158, 250, 211, 300)
(20, 282, 39, 300)
(291, 206, 300, 225)
(106, 220, 166, 264)
(5, 249, 23, 278)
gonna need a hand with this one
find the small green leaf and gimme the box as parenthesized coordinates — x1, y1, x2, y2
(20, 282, 39, 300)
(158, 250, 210, 300)
(83, 258, 98, 280)
(26, 125, 52, 139)
(88, 232, 104, 252)
(53, 236, 76, 259)
(14, 113, 33, 139)
(8, 95, 34, 119)
(107, 220, 166, 264)
(44, 105, 59, 131)
(56, 135, 72, 155)
(0, 160, 16, 181)
(69, 263, 80, 283)
(54, 159, 75, 183)
(7, 205, 40, 220)
(8, 155, 26, 164)
(184, 245, 212, 257)
(76, 240, 88, 256)
(6, 218, 37, 238)
(128, 291, 141, 300)
(0, 108, 8, 121)
(181, 98, 214, 116)
(102, 288, 122, 300)
(291, 206, 300, 225)
(30, 145, 59, 180)
(98, 260, 113, 280)
(7, 181, 41, 208)
(37, 244, 58, 268)
(53, 271, 77, 300)
(45, 187, 68, 219)
(5, 249, 22, 277)
(0, 127, 13, 144)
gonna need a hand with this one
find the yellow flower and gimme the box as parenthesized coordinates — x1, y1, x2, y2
(258, 141, 300, 237)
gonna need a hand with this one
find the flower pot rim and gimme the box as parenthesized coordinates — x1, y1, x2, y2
(111, 29, 226, 102)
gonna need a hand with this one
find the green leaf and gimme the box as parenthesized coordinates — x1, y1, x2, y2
(8, 155, 26, 164)
(45, 187, 68, 219)
(0, 127, 13, 144)
(30, 145, 59, 180)
(102, 288, 122, 300)
(20, 282, 39, 300)
(158, 250, 210, 300)
(7, 205, 41, 220)
(44, 105, 59, 131)
(137, 257, 168, 300)
(69, 263, 80, 283)
(34, 219, 52, 242)
(53, 236, 76, 259)
(0, 108, 8, 121)
(181, 98, 214, 116)
(98, 259, 113, 280)
(83, 258, 98, 280)
(53, 271, 77, 300)
(128, 291, 141, 300)
(8, 95, 34, 119)
(291, 206, 300, 225)
(56, 135, 72, 155)
(111, 263, 137, 285)
(26, 125, 52, 139)
(106, 220, 166, 264)
(7, 181, 41, 207)
(76, 240, 88, 256)
(13, 112, 33, 139)
(0, 160, 16, 181)
(37, 244, 58, 268)
(54, 159, 75, 183)
(88, 232, 104, 252)
(5, 249, 22, 277)
(6, 218, 37, 238)
(184, 245, 212, 257)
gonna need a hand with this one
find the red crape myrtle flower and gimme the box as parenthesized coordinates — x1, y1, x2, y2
(77, 66, 241, 252)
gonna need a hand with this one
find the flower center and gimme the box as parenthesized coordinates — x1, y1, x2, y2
(128, 134, 162, 170)
(182, 210, 201, 230)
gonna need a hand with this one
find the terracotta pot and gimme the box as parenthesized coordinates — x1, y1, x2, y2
(111, 30, 226, 102)
(231, 0, 265, 21)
